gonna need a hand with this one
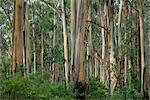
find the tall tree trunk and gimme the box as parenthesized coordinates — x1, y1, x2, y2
(118, 0, 123, 48)
(12, 0, 25, 75)
(87, 0, 93, 78)
(78, 0, 85, 81)
(74, 0, 82, 81)
(61, 0, 69, 88)
(100, 0, 105, 83)
(23, 0, 31, 75)
(106, 0, 117, 95)
(117, 0, 124, 87)
(32, 24, 36, 73)
(52, 10, 56, 83)
(30, 0, 36, 74)
(70, 0, 76, 81)
(137, 0, 145, 92)
(40, 32, 44, 70)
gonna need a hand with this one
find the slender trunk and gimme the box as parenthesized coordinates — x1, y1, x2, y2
(78, 0, 89, 81)
(100, 0, 105, 82)
(137, 0, 145, 92)
(70, 0, 76, 81)
(118, 0, 123, 48)
(136, 17, 141, 80)
(52, 11, 56, 83)
(23, 0, 30, 75)
(30, 1, 36, 74)
(61, 0, 69, 87)
(87, 0, 93, 78)
(118, 0, 123, 87)
(74, 0, 82, 81)
(124, 55, 127, 86)
(107, 0, 117, 95)
(33, 24, 36, 73)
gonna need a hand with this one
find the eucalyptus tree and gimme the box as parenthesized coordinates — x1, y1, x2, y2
(12, 0, 30, 75)
(137, 0, 145, 92)
(70, 0, 75, 81)
(61, 0, 69, 88)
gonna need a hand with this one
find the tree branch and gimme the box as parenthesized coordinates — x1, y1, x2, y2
(0, 5, 11, 22)
(40, 0, 61, 14)
(127, 0, 138, 12)
(86, 20, 108, 31)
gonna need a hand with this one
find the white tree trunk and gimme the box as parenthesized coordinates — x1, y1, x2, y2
(61, 0, 69, 87)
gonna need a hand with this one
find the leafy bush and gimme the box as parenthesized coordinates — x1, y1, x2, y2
(112, 86, 143, 100)
(0, 72, 74, 99)
(87, 77, 109, 99)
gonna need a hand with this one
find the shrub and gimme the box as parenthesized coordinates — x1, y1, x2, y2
(87, 77, 109, 99)
(112, 86, 143, 100)
(0, 72, 74, 99)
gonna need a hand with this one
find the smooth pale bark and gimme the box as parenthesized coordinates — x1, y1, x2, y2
(118, 0, 123, 47)
(74, 0, 82, 81)
(32, 24, 36, 73)
(109, 26, 117, 96)
(70, 0, 76, 81)
(100, 0, 105, 82)
(61, 0, 69, 87)
(87, 0, 93, 78)
(26, 1, 31, 74)
(101, 0, 105, 61)
(137, 0, 145, 92)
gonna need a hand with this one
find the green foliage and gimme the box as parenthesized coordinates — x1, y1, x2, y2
(0, 72, 74, 99)
(1, 56, 11, 79)
(51, 45, 64, 64)
(87, 77, 109, 99)
(112, 86, 143, 100)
